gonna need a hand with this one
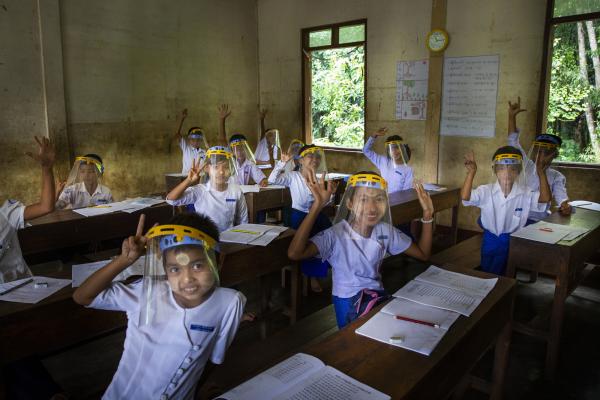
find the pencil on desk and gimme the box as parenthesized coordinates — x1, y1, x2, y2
(395, 314, 440, 328)
(0, 278, 34, 296)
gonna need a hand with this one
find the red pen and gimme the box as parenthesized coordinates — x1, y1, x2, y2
(539, 227, 553, 232)
(395, 315, 440, 328)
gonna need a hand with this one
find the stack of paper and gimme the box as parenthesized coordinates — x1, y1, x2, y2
(423, 183, 447, 192)
(511, 221, 590, 244)
(119, 197, 165, 214)
(0, 276, 71, 304)
(240, 185, 260, 194)
(73, 198, 165, 217)
(220, 224, 288, 246)
(569, 200, 600, 212)
(72, 256, 146, 287)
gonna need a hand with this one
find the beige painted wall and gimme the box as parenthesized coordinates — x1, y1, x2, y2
(2, 0, 259, 204)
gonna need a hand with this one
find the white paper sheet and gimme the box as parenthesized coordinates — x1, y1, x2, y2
(422, 183, 447, 192)
(326, 173, 351, 181)
(569, 200, 600, 212)
(356, 311, 446, 356)
(392, 280, 482, 316)
(0, 276, 71, 304)
(72, 256, 145, 287)
(220, 224, 287, 246)
(257, 164, 273, 169)
(240, 185, 260, 194)
(266, 185, 286, 189)
(415, 265, 497, 298)
(380, 297, 460, 331)
(511, 221, 588, 244)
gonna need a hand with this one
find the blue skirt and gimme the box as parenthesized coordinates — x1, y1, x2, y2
(478, 218, 510, 275)
(289, 208, 331, 278)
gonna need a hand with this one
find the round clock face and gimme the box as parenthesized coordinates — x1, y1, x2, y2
(428, 31, 448, 52)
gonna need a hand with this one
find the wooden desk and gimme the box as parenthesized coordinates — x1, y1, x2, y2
(389, 187, 461, 243)
(217, 266, 516, 400)
(244, 187, 292, 223)
(18, 203, 174, 256)
(506, 207, 600, 378)
(1, 230, 298, 366)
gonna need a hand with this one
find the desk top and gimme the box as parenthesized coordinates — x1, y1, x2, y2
(388, 186, 460, 206)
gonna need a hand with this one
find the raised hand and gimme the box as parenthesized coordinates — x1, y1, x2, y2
(120, 214, 148, 264)
(181, 108, 188, 120)
(259, 108, 268, 120)
(464, 150, 477, 173)
(280, 151, 292, 163)
(371, 127, 388, 138)
(218, 104, 231, 120)
(305, 170, 338, 208)
(187, 157, 204, 184)
(508, 97, 526, 118)
(414, 183, 434, 219)
(26, 136, 56, 168)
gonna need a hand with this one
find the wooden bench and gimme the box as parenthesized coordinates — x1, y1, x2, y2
(430, 234, 482, 270)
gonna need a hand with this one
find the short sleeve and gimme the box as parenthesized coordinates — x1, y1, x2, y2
(235, 189, 249, 225)
(309, 227, 335, 262)
(88, 279, 143, 313)
(179, 137, 188, 152)
(250, 163, 266, 184)
(56, 187, 73, 210)
(387, 226, 412, 255)
(210, 291, 246, 364)
(166, 185, 201, 206)
(0, 200, 25, 230)
(550, 171, 569, 206)
(268, 161, 291, 186)
(528, 190, 548, 212)
(462, 185, 485, 207)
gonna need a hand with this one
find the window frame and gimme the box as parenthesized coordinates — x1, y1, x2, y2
(301, 19, 368, 152)
(537, 0, 600, 166)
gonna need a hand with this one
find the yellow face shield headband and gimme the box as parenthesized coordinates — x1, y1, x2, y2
(147, 224, 217, 251)
(206, 149, 233, 159)
(299, 146, 323, 158)
(348, 173, 388, 191)
(384, 140, 404, 146)
(493, 153, 522, 165)
(532, 141, 558, 150)
(75, 156, 103, 174)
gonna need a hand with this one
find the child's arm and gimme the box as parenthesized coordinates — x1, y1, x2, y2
(172, 108, 188, 142)
(267, 152, 292, 185)
(461, 150, 477, 201)
(553, 174, 572, 215)
(73, 214, 147, 306)
(166, 158, 203, 201)
(259, 108, 267, 139)
(363, 128, 387, 168)
(536, 161, 551, 204)
(217, 104, 231, 147)
(402, 183, 435, 261)
(507, 97, 526, 137)
(23, 136, 56, 221)
(288, 172, 338, 260)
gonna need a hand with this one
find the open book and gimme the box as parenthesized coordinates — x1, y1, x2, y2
(216, 353, 390, 400)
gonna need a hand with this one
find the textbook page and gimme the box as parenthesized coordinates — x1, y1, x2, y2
(392, 280, 482, 316)
(273, 365, 390, 400)
(415, 266, 497, 298)
(0, 276, 71, 304)
(380, 297, 460, 330)
(355, 311, 446, 356)
(216, 353, 324, 400)
(220, 224, 286, 246)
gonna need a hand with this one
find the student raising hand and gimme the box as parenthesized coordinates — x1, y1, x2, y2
(26, 136, 56, 168)
(464, 150, 477, 173)
(120, 214, 148, 264)
(508, 97, 526, 134)
(186, 157, 204, 184)
(305, 170, 338, 208)
(279, 151, 292, 164)
(218, 104, 231, 120)
(370, 127, 388, 138)
(414, 183, 434, 219)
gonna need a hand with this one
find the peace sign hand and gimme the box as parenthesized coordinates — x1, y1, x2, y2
(187, 157, 204, 184)
(120, 214, 149, 264)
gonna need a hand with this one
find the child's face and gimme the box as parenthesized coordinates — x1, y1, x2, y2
(209, 159, 232, 185)
(494, 164, 520, 189)
(233, 146, 247, 163)
(348, 187, 387, 229)
(266, 131, 276, 146)
(164, 246, 216, 308)
(300, 153, 321, 170)
(188, 137, 203, 149)
(78, 164, 99, 186)
(389, 145, 407, 163)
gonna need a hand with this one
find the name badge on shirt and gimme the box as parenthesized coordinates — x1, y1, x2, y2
(394, 171, 403, 176)
(96, 199, 108, 204)
(190, 324, 215, 332)
(514, 207, 523, 217)
(225, 198, 236, 202)
(377, 235, 388, 240)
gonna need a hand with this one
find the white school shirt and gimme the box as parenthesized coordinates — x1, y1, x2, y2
(363, 137, 414, 193)
(89, 281, 245, 400)
(166, 183, 248, 232)
(180, 138, 206, 175)
(0, 200, 32, 283)
(268, 161, 315, 213)
(508, 130, 569, 221)
(462, 182, 549, 236)
(254, 137, 279, 163)
(56, 182, 113, 210)
(235, 159, 266, 185)
(310, 220, 412, 298)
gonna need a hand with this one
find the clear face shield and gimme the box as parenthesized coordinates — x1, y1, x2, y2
(287, 139, 304, 160)
(264, 129, 281, 161)
(527, 140, 558, 171)
(140, 224, 219, 326)
(492, 153, 526, 197)
(187, 128, 209, 151)
(333, 173, 393, 254)
(385, 140, 410, 167)
(205, 146, 237, 189)
(229, 138, 256, 166)
(299, 146, 327, 176)
(65, 156, 104, 191)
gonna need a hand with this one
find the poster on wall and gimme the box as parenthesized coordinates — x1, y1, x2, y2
(440, 55, 500, 137)
(395, 59, 428, 120)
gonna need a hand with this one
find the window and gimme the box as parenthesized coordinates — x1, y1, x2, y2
(540, 0, 600, 163)
(302, 20, 366, 150)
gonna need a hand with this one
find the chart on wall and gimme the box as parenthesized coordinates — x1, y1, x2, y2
(396, 59, 428, 120)
(440, 55, 500, 137)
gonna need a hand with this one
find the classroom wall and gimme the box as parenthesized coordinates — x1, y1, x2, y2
(258, 0, 600, 230)
(2, 0, 260, 204)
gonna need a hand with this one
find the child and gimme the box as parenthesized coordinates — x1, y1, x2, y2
(166, 146, 248, 232)
(283, 139, 305, 174)
(55, 154, 113, 209)
(363, 127, 414, 193)
(461, 146, 551, 275)
(1, 136, 56, 283)
(216, 104, 267, 186)
(269, 144, 331, 292)
(507, 97, 571, 222)
(73, 213, 246, 399)
(287, 172, 434, 328)
(255, 108, 280, 166)
(173, 108, 209, 174)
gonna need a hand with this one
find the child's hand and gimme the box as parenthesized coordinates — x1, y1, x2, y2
(259, 179, 268, 188)
(306, 170, 338, 208)
(259, 108, 268, 120)
(535, 153, 551, 172)
(120, 214, 148, 264)
(55, 178, 66, 198)
(415, 183, 434, 219)
(218, 104, 231, 120)
(187, 158, 204, 184)
(464, 150, 477, 173)
(26, 136, 56, 168)
(181, 108, 188, 120)
(558, 201, 572, 215)
(508, 97, 526, 118)
(371, 127, 387, 138)
(280, 151, 292, 163)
